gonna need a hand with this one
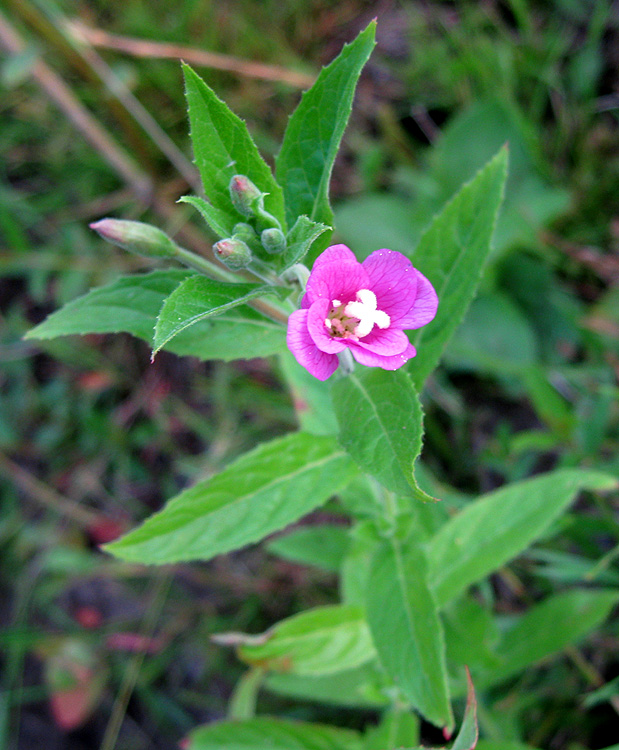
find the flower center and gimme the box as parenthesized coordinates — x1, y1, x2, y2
(324, 289, 390, 340)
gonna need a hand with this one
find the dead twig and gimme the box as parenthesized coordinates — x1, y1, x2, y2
(67, 20, 315, 90)
(0, 9, 152, 202)
(0, 450, 101, 529)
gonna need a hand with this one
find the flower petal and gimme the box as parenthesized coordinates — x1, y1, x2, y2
(305, 259, 370, 307)
(311, 244, 357, 271)
(355, 326, 410, 356)
(307, 299, 348, 354)
(362, 249, 418, 323)
(397, 270, 439, 329)
(286, 309, 339, 380)
(349, 341, 417, 370)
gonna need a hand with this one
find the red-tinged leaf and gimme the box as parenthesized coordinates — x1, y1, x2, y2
(451, 669, 478, 750)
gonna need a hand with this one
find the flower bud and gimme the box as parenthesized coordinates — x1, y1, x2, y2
(213, 237, 253, 270)
(232, 222, 256, 244)
(260, 227, 286, 255)
(89, 219, 178, 259)
(229, 175, 263, 217)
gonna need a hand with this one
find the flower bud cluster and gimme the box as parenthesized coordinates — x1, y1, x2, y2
(213, 175, 289, 270)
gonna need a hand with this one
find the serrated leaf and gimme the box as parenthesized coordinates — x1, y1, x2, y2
(104, 433, 356, 564)
(278, 216, 330, 271)
(409, 147, 508, 389)
(178, 194, 235, 239)
(427, 469, 618, 607)
(480, 589, 619, 688)
(188, 717, 362, 750)
(332, 369, 434, 502)
(153, 275, 279, 354)
(26, 269, 190, 341)
(236, 605, 376, 676)
(25, 270, 285, 362)
(276, 22, 375, 246)
(168, 307, 285, 362)
(183, 63, 285, 229)
(366, 534, 453, 730)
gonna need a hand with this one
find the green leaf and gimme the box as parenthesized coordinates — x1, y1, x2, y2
(366, 533, 453, 730)
(167, 307, 284, 362)
(332, 369, 434, 502)
(427, 469, 618, 607)
(442, 292, 538, 375)
(278, 216, 330, 271)
(264, 662, 390, 709)
(104, 433, 356, 564)
(409, 147, 508, 389)
(188, 717, 362, 750)
(235, 605, 376, 676)
(228, 668, 263, 721)
(267, 525, 349, 572)
(153, 275, 279, 354)
(480, 589, 619, 688)
(183, 64, 285, 229)
(178, 194, 235, 239)
(450, 670, 478, 750)
(363, 710, 420, 750)
(25, 269, 190, 341)
(25, 270, 285, 362)
(276, 22, 376, 240)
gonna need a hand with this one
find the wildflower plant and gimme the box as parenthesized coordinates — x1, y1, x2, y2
(27, 21, 619, 750)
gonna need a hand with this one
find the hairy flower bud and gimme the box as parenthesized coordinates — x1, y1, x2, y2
(89, 219, 178, 259)
(232, 222, 256, 244)
(213, 237, 253, 270)
(229, 175, 263, 217)
(260, 228, 286, 255)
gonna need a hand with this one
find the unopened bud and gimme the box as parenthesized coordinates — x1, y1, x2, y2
(261, 228, 286, 255)
(232, 222, 256, 244)
(213, 237, 252, 270)
(89, 219, 178, 259)
(229, 175, 263, 217)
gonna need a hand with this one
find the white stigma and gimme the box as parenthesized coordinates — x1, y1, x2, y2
(344, 289, 390, 338)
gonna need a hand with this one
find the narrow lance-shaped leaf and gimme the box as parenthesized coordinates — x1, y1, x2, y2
(178, 195, 236, 239)
(332, 368, 434, 502)
(187, 717, 363, 750)
(152, 275, 284, 355)
(451, 670, 478, 750)
(478, 588, 619, 689)
(409, 147, 508, 389)
(25, 270, 285, 362)
(25, 269, 190, 342)
(276, 22, 376, 250)
(366, 533, 453, 730)
(427, 468, 618, 607)
(227, 605, 376, 677)
(105, 433, 357, 564)
(183, 63, 285, 229)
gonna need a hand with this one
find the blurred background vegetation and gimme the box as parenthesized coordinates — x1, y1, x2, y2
(1, 0, 618, 748)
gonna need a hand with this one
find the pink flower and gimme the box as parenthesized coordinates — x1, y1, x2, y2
(287, 244, 438, 380)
